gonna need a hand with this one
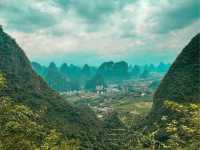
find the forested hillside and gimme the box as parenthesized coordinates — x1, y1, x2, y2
(126, 33, 200, 149)
(0, 74, 80, 149)
(0, 26, 111, 149)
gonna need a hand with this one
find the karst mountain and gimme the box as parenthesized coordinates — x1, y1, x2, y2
(0, 26, 109, 149)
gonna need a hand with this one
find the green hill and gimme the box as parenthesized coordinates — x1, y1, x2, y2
(125, 33, 200, 150)
(153, 33, 200, 109)
(141, 33, 200, 149)
(0, 26, 109, 149)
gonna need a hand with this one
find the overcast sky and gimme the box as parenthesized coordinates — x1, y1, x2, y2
(0, 0, 199, 66)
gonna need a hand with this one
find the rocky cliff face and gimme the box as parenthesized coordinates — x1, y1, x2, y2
(153, 33, 200, 109)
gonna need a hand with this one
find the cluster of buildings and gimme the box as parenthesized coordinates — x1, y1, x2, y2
(94, 79, 154, 96)
(60, 76, 161, 100)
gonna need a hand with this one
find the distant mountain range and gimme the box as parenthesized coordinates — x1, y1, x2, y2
(32, 61, 170, 92)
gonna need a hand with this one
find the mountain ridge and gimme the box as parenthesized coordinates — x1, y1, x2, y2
(152, 33, 200, 115)
(0, 26, 109, 149)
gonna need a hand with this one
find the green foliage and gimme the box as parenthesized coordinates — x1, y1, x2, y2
(42, 129, 80, 150)
(0, 27, 108, 149)
(159, 101, 200, 149)
(0, 73, 6, 90)
(0, 97, 80, 150)
(154, 33, 200, 105)
(0, 76, 80, 149)
(126, 100, 200, 149)
(0, 97, 44, 149)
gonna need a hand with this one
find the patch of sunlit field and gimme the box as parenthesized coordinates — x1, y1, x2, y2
(113, 100, 152, 115)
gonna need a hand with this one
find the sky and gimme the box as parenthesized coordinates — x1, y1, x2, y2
(0, 0, 199, 66)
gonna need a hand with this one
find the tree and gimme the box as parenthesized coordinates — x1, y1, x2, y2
(0, 96, 45, 149)
(0, 73, 6, 90)
(42, 129, 80, 150)
(0, 74, 80, 150)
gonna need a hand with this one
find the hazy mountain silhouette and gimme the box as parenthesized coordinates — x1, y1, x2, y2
(97, 61, 129, 82)
(31, 61, 47, 78)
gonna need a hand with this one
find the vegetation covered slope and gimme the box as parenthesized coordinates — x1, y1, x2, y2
(126, 101, 200, 150)
(0, 26, 108, 149)
(0, 73, 80, 150)
(154, 33, 200, 108)
(131, 33, 200, 149)
(121, 33, 200, 150)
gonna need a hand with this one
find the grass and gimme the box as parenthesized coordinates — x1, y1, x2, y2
(113, 100, 152, 114)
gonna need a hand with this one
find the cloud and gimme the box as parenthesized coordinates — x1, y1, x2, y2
(0, 0, 59, 32)
(157, 20, 200, 50)
(152, 0, 200, 33)
(0, 0, 199, 65)
(54, 0, 137, 23)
